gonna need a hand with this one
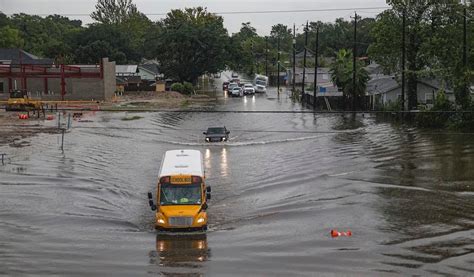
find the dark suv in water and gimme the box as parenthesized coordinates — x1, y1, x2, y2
(203, 127, 230, 142)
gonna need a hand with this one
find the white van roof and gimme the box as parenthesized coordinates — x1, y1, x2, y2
(159, 150, 204, 178)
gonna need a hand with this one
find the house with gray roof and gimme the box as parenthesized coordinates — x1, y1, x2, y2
(116, 65, 139, 76)
(367, 74, 455, 110)
(138, 63, 160, 81)
(0, 48, 53, 66)
(288, 67, 341, 96)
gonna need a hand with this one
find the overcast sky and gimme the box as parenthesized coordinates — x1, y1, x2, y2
(0, 0, 390, 35)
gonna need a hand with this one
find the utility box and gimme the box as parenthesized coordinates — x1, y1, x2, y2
(155, 80, 165, 92)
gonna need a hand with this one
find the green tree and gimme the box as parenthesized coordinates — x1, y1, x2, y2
(370, 0, 468, 110)
(91, 0, 141, 24)
(270, 24, 292, 52)
(91, 0, 153, 58)
(8, 13, 82, 58)
(367, 10, 401, 74)
(0, 12, 9, 27)
(330, 49, 369, 109)
(226, 22, 261, 75)
(152, 7, 228, 83)
(75, 40, 127, 64)
(0, 26, 24, 48)
(73, 23, 137, 63)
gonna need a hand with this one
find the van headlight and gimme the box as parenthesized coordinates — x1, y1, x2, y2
(206, 138, 210, 142)
(157, 218, 165, 224)
(197, 218, 205, 223)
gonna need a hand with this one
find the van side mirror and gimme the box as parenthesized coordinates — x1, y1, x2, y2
(206, 186, 211, 193)
(147, 192, 157, 211)
(206, 193, 211, 200)
(226, 131, 230, 134)
(203, 132, 207, 135)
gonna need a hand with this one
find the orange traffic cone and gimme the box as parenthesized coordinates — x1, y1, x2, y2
(330, 229, 352, 238)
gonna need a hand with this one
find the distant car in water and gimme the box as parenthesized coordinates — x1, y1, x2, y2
(223, 81, 229, 91)
(204, 127, 230, 142)
(243, 83, 255, 95)
(228, 82, 238, 90)
(230, 87, 243, 97)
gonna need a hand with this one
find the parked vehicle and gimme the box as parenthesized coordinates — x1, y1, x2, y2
(231, 72, 238, 78)
(243, 83, 255, 95)
(203, 127, 230, 142)
(254, 74, 268, 93)
(5, 90, 41, 111)
(147, 150, 211, 231)
(230, 87, 243, 97)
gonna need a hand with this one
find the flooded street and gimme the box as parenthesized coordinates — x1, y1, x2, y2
(1, 87, 473, 276)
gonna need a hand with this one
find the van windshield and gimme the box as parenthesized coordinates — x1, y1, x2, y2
(160, 184, 202, 205)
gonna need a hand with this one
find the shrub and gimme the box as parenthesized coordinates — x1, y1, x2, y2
(170, 83, 184, 93)
(416, 90, 454, 128)
(182, 82, 195, 95)
(381, 99, 401, 111)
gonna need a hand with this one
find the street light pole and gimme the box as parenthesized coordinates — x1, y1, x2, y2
(265, 36, 268, 77)
(292, 23, 296, 93)
(301, 21, 308, 102)
(352, 12, 358, 111)
(277, 35, 280, 95)
(313, 25, 319, 109)
(401, 8, 406, 111)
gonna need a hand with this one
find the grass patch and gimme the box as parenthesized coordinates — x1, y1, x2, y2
(121, 115, 143, 121)
(181, 99, 191, 107)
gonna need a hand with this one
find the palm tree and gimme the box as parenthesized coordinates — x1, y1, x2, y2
(330, 49, 369, 109)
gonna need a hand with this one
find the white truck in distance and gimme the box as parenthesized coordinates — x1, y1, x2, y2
(254, 74, 268, 93)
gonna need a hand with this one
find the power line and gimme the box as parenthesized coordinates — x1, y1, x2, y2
(4, 7, 390, 17)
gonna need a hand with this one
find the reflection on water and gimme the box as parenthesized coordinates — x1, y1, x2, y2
(220, 148, 228, 177)
(149, 234, 209, 269)
(204, 148, 229, 178)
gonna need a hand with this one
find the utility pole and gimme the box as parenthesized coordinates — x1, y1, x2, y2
(313, 25, 319, 109)
(463, 0, 468, 101)
(464, 0, 467, 68)
(293, 23, 296, 93)
(277, 35, 280, 95)
(352, 12, 358, 111)
(401, 8, 406, 111)
(265, 36, 268, 77)
(302, 21, 309, 102)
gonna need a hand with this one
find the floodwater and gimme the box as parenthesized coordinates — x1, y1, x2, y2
(1, 83, 473, 275)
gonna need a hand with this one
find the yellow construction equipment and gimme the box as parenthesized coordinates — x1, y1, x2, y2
(5, 90, 42, 111)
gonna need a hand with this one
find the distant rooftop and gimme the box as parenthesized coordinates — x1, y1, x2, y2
(0, 48, 54, 65)
(116, 65, 138, 75)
